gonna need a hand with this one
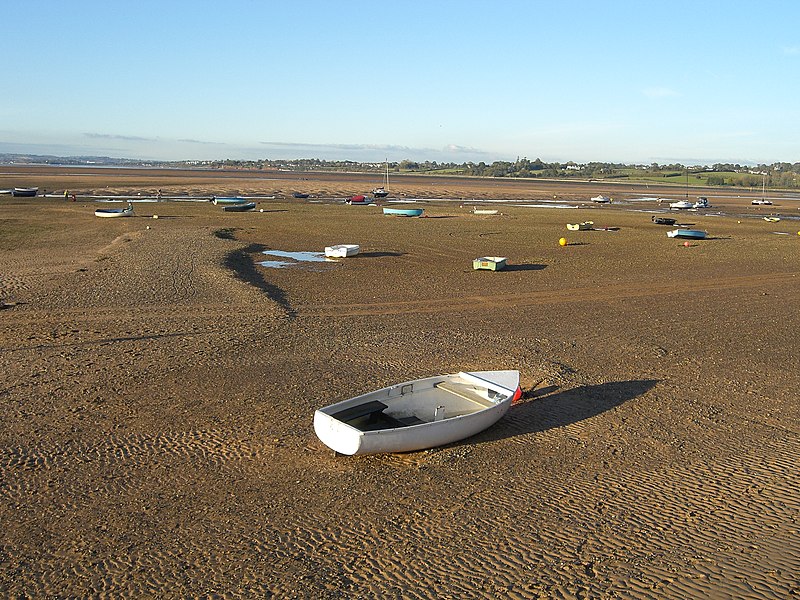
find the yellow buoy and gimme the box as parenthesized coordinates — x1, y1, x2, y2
(559, 237, 567, 247)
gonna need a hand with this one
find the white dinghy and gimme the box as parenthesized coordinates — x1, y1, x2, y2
(324, 244, 360, 258)
(95, 203, 134, 218)
(314, 370, 521, 455)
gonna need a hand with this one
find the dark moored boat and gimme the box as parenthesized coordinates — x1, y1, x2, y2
(222, 201, 257, 212)
(652, 216, 677, 225)
(292, 192, 309, 199)
(12, 187, 38, 197)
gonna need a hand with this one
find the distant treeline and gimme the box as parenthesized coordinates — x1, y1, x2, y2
(199, 157, 800, 189)
(3, 153, 799, 188)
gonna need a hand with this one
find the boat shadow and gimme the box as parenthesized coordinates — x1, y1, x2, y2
(358, 251, 405, 258)
(503, 263, 547, 272)
(465, 378, 659, 446)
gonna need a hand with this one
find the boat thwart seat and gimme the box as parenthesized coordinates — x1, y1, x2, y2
(434, 381, 496, 408)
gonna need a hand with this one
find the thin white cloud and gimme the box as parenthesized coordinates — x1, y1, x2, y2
(642, 87, 680, 99)
(84, 132, 154, 142)
(177, 138, 226, 145)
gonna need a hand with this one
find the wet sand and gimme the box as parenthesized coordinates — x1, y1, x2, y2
(1, 167, 799, 597)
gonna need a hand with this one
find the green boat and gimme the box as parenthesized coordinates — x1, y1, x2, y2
(472, 256, 507, 271)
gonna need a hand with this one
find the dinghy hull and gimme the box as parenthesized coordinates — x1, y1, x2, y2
(314, 370, 520, 455)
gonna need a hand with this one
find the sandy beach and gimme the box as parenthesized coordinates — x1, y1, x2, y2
(1, 167, 799, 597)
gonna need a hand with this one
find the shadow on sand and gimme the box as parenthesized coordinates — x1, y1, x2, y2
(467, 379, 659, 446)
(502, 263, 547, 272)
(358, 251, 405, 258)
(223, 243, 295, 318)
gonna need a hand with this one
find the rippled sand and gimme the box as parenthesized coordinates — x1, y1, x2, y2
(1, 168, 799, 597)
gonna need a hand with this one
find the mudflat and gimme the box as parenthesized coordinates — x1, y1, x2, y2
(1, 167, 799, 597)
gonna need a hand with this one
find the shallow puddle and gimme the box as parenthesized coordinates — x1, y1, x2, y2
(259, 250, 336, 270)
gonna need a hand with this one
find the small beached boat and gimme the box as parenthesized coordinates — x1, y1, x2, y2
(347, 195, 373, 205)
(651, 216, 677, 225)
(95, 204, 134, 218)
(12, 187, 38, 197)
(212, 196, 248, 206)
(566, 221, 593, 231)
(473, 256, 507, 271)
(751, 199, 772, 206)
(383, 207, 424, 217)
(324, 244, 360, 258)
(591, 195, 611, 203)
(667, 229, 706, 239)
(763, 216, 780, 222)
(694, 197, 709, 208)
(223, 201, 257, 212)
(292, 192, 310, 199)
(669, 200, 694, 210)
(314, 370, 521, 455)
(0, 189, 13, 195)
(472, 208, 499, 215)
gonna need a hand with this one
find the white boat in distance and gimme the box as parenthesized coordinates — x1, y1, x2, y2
(95, 204, 134, 218)
(591, 195, 611, 203)
(669, 200, 694, 209)
(314, 370, 521, 455)
(324, 244, 360, 258)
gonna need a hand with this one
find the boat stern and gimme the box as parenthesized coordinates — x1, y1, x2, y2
(313, 410, 364, 455)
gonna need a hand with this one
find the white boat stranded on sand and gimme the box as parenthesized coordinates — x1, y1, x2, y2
(324, 244, 360, 258)
(314, 370, 521, 455)
(95, 204, 134, 218)
(669, 200, 694, 210)
(591, 195, 611, 203)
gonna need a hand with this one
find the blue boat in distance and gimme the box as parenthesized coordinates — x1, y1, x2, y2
(383, 207, 424, 217)
(212, 196, 248, 205)
(667, 228, 707, 239)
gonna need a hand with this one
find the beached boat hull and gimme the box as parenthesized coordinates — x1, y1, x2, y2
(222, 201, 256, 212)
(383, 207, 424, 217)
(12, 187, 38, 197)
(347, 195, 373, 205)
(95, 206, 134, 218)
(373, 188, 389, 198)
(212, 197, 248, 206)
(314, 370, 520, 455)
(324, 244, 360, 258)
(651, 216, 677, 225)
(667, 229, 706, 239)
(566, 221, 593, 231)
(472, 209, 499, 215)
(591, 195, 610, 203)
(669, 201, 694, 210)
(473, 256, 507, 271)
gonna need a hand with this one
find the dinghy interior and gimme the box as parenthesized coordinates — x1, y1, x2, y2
(326, 374, 513, 432)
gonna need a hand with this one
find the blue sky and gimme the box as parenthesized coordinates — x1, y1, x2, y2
(2, 1, 799, 165)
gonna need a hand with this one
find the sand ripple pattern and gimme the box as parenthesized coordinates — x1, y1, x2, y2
(0, 429, 264, 503)
(263, 434, 799, 599)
